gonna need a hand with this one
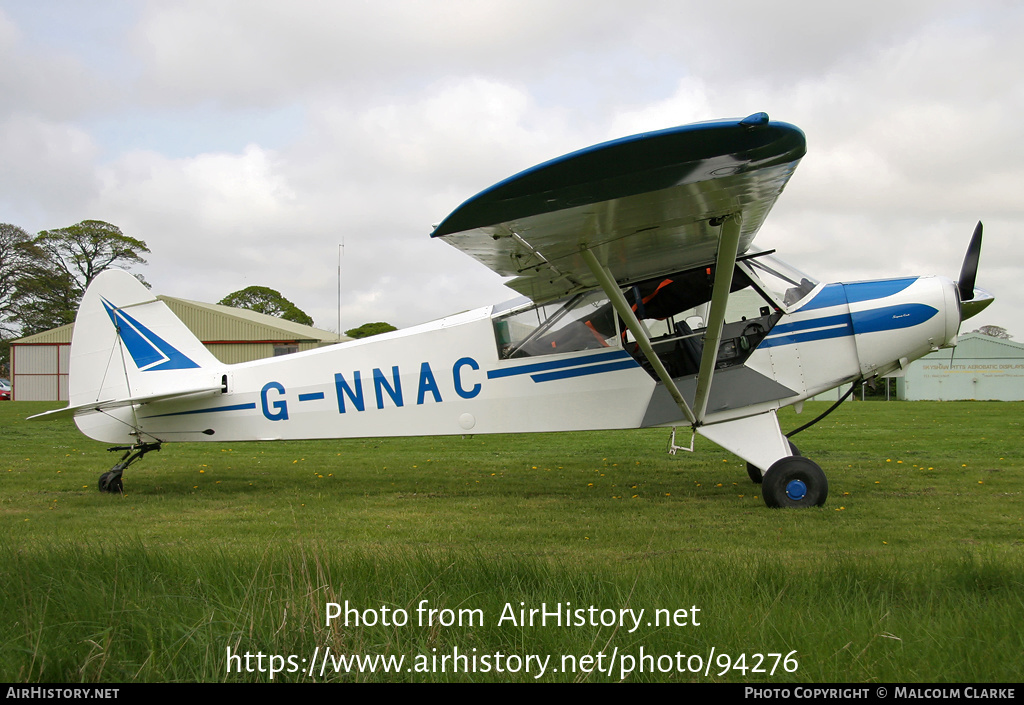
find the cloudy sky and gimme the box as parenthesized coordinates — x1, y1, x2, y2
(1, 1, 1021, 340)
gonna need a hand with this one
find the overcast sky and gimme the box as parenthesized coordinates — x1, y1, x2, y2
(1, 1, 1020, 341)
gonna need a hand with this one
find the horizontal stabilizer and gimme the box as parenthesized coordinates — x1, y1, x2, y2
(28, 385, 225, 421)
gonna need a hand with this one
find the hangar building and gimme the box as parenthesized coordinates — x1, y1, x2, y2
(9, 296, 346, 401)
(896, 333, 1024, 401)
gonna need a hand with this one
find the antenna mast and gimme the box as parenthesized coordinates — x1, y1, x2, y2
(342, 240, 350, 342)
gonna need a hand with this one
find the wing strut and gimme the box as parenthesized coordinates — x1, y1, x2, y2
(580, 248, 697, 426)
(692, 215, 742, 422)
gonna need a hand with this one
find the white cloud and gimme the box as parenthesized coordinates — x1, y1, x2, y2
(129, 0, 616, 107)
(1, 1, 1021, 338)
(0, 115, 101, 225)
(0, 7, 116, 121)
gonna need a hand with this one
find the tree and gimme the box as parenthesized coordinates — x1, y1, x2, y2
(9, 266, 79, 337)
(219, 286, 315, 326)
(969, 325, 1012, 340)
(31, 220, 150, 291)
(0, 223, 34, 341)
(11, 220, 150, 337)
(345, 322, 397, 339)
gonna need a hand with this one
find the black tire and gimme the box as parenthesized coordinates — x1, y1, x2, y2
(762, 456, 827, 508)
(98, 472, 123, 494)
(746, 440, 800, 484)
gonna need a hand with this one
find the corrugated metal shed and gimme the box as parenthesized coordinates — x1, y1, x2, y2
(897, 333, 1024, 401)
(8, 335, 70, 402)
(158, 297, 346, 364)
(10, 324, 73, 345)
(10, 298, 349, 400)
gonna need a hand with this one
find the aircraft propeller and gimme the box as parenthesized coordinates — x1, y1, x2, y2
(956, 221, 994, 321)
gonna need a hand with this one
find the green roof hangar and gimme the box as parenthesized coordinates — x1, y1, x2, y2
(9, 296, 346, 402)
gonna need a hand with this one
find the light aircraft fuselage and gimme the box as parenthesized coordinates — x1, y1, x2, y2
(38, 113, 992, 508)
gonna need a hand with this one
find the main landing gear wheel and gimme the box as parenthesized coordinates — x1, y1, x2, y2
(762, 456, 828, 508)
(746, 440, 800, 484)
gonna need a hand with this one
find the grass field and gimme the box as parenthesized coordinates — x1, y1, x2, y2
(1, 400, 1021, 682)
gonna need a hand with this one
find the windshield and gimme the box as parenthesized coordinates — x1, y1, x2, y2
(743, 254, 818, 309)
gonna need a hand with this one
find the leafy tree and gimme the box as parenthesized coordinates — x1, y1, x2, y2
(11, 220, 150, 337)
(31, 220, 150, 292)
(10, 267, 79, 337)
(219, 286, 315, 327)
(0, 223, 34, 341)
(345, 322, 397, 339)
(969, 325, 1012, 340)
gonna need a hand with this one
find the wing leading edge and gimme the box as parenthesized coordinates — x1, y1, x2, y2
(431, 113, 805, 303)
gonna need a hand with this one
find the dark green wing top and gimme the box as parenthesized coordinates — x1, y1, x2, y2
(431, 113, 806, 303)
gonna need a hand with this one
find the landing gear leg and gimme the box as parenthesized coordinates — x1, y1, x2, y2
(746, 440, 800, 484)
(696, 410, 827, 508)
(98, 443, 161, 494)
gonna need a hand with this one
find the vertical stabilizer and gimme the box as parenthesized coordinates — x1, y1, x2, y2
(69, 270, 221, 408)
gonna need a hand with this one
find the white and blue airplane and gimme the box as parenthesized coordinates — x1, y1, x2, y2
(34, 113, 992, 507)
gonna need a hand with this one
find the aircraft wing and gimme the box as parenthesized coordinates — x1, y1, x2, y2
(431, 113, 805, 303)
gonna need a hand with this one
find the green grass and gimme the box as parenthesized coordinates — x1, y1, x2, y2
(1, 401, 1021, 682)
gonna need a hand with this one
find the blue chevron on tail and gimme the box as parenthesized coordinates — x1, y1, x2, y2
(100, 297, 200, 371)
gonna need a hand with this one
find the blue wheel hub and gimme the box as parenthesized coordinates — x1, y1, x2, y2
(785, 479, 807, 501)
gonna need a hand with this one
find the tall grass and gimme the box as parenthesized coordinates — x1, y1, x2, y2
(2, 542, 1021, 682)
(1, 401, 1022, 682)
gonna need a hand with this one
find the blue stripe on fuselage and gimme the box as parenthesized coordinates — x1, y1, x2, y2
(764, 275, 934, 348)
(845, 278, 918, 304)
(142, 403, 257, 418)
(486, 349, 636, 380)
(763, 303, 938, 348)
(799, 278, 918, 312)
(761, 321, 853, 348)
(798, 283, 847, 312)
(768, 313, 852, 336)
(530, 359, 640, 382)
(850, 303, 938, 333)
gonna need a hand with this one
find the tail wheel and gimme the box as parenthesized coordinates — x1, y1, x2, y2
(746, 440, 800, 484)
(98, 471, 124, 494)
(762, 456, 827, 508)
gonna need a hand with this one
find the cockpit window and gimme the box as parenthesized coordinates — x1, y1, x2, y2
(493, 289, 619, 358)
(490, 255, 809, 374)
(617, 264, 780, 377)
(493, 265, 755, 359)
(743, 255, 818, 309)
